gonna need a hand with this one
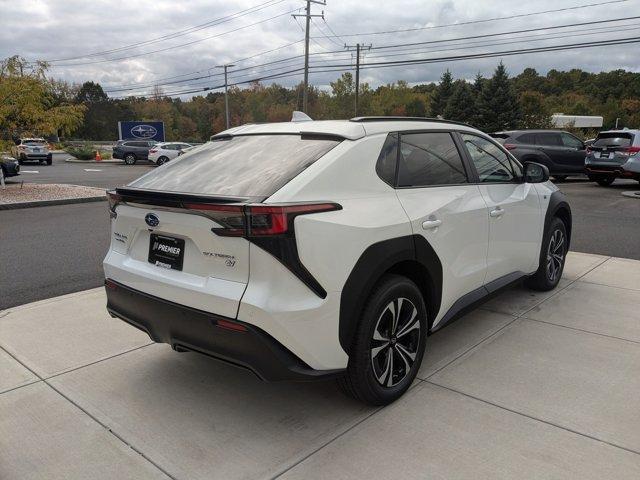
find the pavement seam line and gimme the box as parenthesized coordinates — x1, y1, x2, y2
(576, 279, 640, 293)
(424, 380, 640, 457)
(420, 315, 519, 380)
(0, 344, 175, 479)
(521, 317, 640, 345)
(270, 406, 384, 479)
(0, 379, 43, 396)
(41, 380, 177, 480)
(43, 342, 155, 381)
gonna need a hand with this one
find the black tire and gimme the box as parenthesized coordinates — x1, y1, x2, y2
(337, 274, 427, 406)
(156, 156, 169, 165)
(124, 154, 137, 165)
(526, 217, 567, 291)
(553, 175, 568, 182)
(596, 176, 615, 187)
(46, 154, 52, 165)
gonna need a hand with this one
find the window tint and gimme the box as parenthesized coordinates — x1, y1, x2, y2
(127, 141, 146, 147)
(376, 134, 398, 186)
(397, 132, 467, 187)
(561, 133, 583, 149)
(535, 132, 562, 146)
(516, 133, 536, 144)
(128, 134, 340, 197)
(461, 134, 515, 183)
(593, 133, 634, 148)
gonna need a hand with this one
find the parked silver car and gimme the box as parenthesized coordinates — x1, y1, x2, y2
(585, 129, 640, 186)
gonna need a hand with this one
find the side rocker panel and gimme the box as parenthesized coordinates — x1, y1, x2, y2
(338, 235, 443, 353)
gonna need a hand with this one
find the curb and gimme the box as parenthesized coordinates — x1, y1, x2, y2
(622, 191, 640, 199)
(64, 159, 122, 164)
(0, 195, 107, 210)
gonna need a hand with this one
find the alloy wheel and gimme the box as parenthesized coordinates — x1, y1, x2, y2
(546, 229, 565, 282)
(370, 297, 422, 387)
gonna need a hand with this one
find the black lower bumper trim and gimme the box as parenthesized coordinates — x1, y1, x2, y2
(105, 279, 344, 382)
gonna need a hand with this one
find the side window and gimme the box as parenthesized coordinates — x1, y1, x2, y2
(516, 133, 536, 144)
(560, 133, 583, 149)
(461, 134, 515, 183)
(397, 132, 468, 187)
(535, 133, 563, 147)
(375, 134, 398, 186)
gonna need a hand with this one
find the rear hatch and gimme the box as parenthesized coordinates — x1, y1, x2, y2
(588, 132, 636, 164)
(105, 133, 341, 317)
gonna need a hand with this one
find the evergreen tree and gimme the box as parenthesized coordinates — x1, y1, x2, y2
(443, 80, 477, 124)
(429, 69, 454, 117)
(477, 62, 521, 132)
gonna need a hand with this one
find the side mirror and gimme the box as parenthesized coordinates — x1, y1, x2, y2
(523, 162, 549, 183)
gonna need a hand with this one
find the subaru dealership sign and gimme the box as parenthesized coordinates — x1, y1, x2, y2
(118, 121, 165, 142)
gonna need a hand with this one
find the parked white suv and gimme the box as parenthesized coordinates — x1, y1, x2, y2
(104, 117, 571, 405)
(148, 142, 193, 165)
(11, 138, 52, 165)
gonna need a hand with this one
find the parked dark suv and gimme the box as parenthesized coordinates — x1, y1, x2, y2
(491, 130, 587, 181)
(112, 140, 157, 165)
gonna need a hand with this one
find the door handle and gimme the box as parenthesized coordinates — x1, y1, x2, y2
(422, 219, 442, 230)
(489, 207, 504, 218)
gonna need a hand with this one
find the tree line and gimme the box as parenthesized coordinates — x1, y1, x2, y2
(3, 54, 640, 144)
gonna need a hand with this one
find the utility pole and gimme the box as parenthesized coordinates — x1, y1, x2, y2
(344, 43, 371, 116)
(216, 64, 235, 129)
(293, 0, 325, 113)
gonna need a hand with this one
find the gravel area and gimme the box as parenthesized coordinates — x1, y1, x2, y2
(0, 183, 106, 204)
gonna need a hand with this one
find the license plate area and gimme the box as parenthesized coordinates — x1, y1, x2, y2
(148, 234, 185, 270)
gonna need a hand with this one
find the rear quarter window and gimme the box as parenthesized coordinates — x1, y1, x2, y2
(593, 133, 634, 148)
(128, 134, 340, 197)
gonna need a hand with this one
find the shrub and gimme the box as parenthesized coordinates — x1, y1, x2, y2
(65, 145, 97, 160)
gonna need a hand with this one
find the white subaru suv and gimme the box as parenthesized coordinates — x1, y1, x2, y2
(104, 117, 571, 405)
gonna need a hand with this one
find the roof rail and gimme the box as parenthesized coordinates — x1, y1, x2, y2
(349, 116, 474, 128)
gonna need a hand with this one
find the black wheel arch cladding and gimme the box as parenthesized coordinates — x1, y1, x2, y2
(339, 235, 442, 354)
(544, 190, 572, 247)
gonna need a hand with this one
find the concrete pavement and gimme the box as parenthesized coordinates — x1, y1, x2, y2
(1, 251, 639, 479)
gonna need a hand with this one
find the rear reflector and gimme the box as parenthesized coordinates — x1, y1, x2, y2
(215, 318, 248, 332)
(105, 278, 118, 290)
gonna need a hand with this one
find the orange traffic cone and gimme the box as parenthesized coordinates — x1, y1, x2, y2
(95, 150, 102, 161)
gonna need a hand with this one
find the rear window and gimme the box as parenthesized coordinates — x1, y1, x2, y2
(593, 133, 634, 148)
(516, 133, 536, 144)
(128, 134, 340, 197)
(22, 140, 46, 145)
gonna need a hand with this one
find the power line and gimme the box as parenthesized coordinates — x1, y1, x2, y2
(109, 35, 640, 99)
(104, 15, 640, 94)
(43, 0, 287, 63)
(310, 0, 630, 39)
(48, 7, 301, 67)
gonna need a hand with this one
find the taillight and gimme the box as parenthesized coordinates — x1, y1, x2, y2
(184, 203, 246, 236)
(503, 143, 517, 150)
(586, 147, 592, 154)
(247, 203, 339, 236)
(106, 190, 122, 218)
(621, 146, 640, 156)
(149, 149, 157, 153)
(183, 202, 342, 237)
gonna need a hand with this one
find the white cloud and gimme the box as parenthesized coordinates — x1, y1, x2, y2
(0, 0, 637, 97)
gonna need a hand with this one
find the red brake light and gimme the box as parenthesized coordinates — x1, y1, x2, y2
(183, 202, 341, 237)
(149, 149, 157, 153)
(625, 146, 640, 154)
(247, 203, 339, 236)
(503, 143, 517, 150)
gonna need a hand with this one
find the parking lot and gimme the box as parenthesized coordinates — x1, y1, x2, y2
(2, 251, 639, 479)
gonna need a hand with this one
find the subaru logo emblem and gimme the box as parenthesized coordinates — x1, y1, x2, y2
(145, 213, 160, 227)
(131, 124, 158, 139)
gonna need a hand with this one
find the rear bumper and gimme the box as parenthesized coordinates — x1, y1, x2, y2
(105, 279, 344, 382)
(585, 157, 640, 176)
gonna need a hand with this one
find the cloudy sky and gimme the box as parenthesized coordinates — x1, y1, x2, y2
(1, 0, 638, 98)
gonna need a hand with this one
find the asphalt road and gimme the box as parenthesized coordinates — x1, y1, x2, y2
(12, 152, 154, 188)
(1, 174, 639, 310)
